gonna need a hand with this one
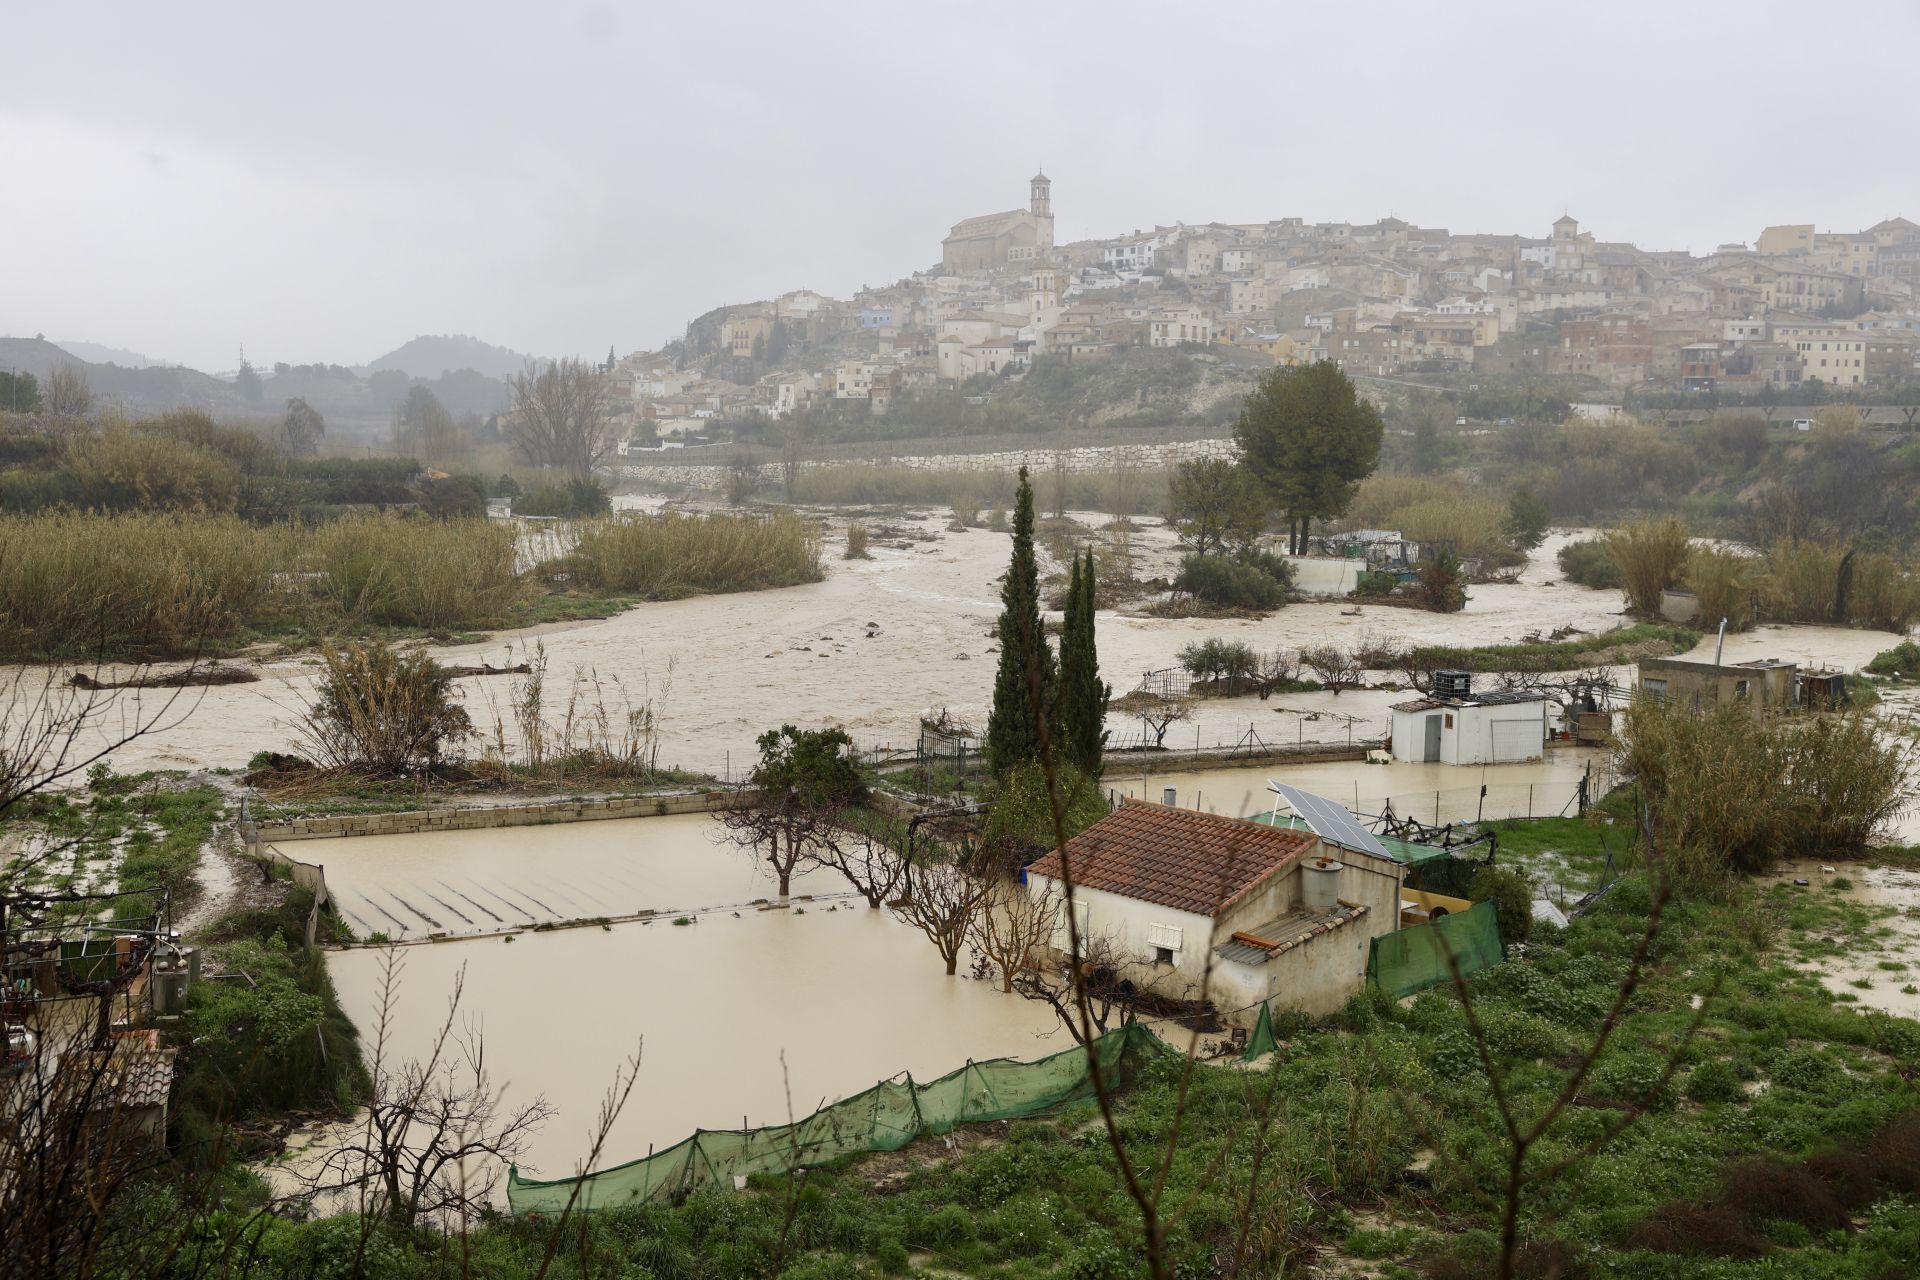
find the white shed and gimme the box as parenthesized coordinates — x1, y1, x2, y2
(1389, 691, 1553, 765)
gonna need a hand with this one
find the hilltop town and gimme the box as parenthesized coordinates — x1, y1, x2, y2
(607, 173, 1920, 445)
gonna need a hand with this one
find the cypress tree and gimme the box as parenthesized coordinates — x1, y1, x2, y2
(986, 467, 1055, 778)
(1060, 547, 1109, 777)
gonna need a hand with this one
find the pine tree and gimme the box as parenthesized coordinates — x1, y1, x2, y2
(1059, 547, 1109, 777)
(986, 467, 1055, 778)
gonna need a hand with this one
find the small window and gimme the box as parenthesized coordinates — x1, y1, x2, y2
(1642, 677, 1669, 699)
(1443, 712, 1454, 728)
(1154, 946, 1175, 965)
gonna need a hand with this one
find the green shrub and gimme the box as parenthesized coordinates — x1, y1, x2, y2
(1685, 1058, 1746, 1104)
(1469, 865, 1532, 945)
(515, 477, 612, 517)
(1557, 537, 1622, 589)
(1865, 640, 1920, 679)
(1173, 553, 1286, 611)
(1353, 569, 1399, 596)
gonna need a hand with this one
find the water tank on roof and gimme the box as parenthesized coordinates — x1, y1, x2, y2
(1432, 670, 1473, 700)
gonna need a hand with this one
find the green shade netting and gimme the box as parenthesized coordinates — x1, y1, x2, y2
(507, 1021, 1170, 1215)
(1366, 899, 1504, 999)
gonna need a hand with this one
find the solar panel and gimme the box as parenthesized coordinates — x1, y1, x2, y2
(1266, 781, 1391, 861)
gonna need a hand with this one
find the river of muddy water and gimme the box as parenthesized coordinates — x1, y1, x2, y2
(77, 518, 1907, 785)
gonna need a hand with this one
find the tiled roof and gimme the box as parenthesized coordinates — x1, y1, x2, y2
(1028, 801, 1315, 917)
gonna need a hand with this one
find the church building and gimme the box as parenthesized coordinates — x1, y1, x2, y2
(941, 173, 1055, 275)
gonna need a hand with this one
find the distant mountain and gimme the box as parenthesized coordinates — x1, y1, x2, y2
(0, 335, 237, 413)
(365, 334, 536, 381)
(54, 339, 166, 369)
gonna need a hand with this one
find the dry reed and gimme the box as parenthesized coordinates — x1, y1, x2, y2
(1607, 518, 1690, 617)
(567, 511, 822, 597)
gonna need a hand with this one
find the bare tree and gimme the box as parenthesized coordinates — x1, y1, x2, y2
(891, 854, 991, 975)
(281, 396, 326, 457)
(507, 358, 615, 480)
(44, 363, 92, 421)
(1254, 647, 1305, 700)
(302, 951, 554, 1229)
(779, 411, 809, 499)
(1300, 642, 1363, 695)
(968, 875, 1059, 992)
(1111, 689, 1193, 748)
(815, 820, 906, 908)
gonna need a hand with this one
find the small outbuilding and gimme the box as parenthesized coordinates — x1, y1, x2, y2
(1389, 672, 1552, 765)
(1636, 656, 1796, 716)
(1026, 800, 1404, 1022)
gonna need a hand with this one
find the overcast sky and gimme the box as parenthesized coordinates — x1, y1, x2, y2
(4, 1, 1917, 372)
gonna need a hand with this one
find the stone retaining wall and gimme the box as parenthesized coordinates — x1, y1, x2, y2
(622, 438, 1234, 491)
(256, 789, 740, 842)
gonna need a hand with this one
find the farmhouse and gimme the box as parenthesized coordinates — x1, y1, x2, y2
(1636, 655, 1797, 717)
(1389, 672, 1553, 765)
(1025, 801, 1403, 1022)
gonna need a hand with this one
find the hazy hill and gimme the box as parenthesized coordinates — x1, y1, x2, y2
(0, 335, 238, 413)
(365, 334, 535, 381)
(54, 339, 166, 368)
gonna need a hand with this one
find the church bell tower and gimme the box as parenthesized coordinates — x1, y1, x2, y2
(1030, 170, 1054, 251)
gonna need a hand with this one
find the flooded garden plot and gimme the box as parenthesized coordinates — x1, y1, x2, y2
(1768, 861, 1920, 1021)
(323, 888, 1063, 1184)
(1101, 750, 1609, 824)
(297, 813, 844, 939)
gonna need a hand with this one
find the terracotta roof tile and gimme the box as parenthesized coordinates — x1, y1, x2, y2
(1029, 801, 1316, 916)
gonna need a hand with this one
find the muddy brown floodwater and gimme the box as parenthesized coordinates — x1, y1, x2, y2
(305, 813, 845, 939)
(69, 519, 1916, 802)
(324, 896, 1066, 1186)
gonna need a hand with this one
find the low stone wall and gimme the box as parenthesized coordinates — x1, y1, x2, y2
(256, 789, 740, 842)
(622, 438, 1235, 492)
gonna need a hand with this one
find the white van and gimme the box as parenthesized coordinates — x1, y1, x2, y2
(1792, 418, 1814, 432)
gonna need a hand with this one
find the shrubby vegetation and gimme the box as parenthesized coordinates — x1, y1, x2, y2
(1618, 695, 1908, 885)
(1171, 551, 1290, 611)
(566, 511, 822, 598)
(1556, 536, 1621, 588)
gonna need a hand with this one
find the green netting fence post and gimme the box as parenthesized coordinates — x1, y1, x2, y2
(906, 1071, 925, 1141)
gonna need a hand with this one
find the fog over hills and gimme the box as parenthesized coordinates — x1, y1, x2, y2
(363, 334, 537, 381)
(52, 339, 167, 369)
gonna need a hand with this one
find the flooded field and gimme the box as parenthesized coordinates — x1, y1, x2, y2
(301, 813, 846, 939)
(60, 512, 1914, 833)
(324, 901, 1064, 1183)
(82, 521, 1636, 777)
(1102, 750, 1608, 825)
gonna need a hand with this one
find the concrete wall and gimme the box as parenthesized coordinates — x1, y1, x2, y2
(621, 438, 1236, 492)
(255, 790, 738, 843)
(1287, 557, 1366, 596)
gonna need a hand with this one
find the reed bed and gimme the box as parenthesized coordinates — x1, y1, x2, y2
(1607, 517, 1691, 617)
(567, 510, 823, 598)
(302, 516, 518, 629)
(0, 511, 284, 657)
(1759, 541, 1920, 632)
(1341, 472, 1518, 564)
(1682, 546, 1757, 632)
(0, 511, 519, 659)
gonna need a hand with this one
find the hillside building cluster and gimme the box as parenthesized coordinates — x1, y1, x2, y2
(601, 174, 1920, 448)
